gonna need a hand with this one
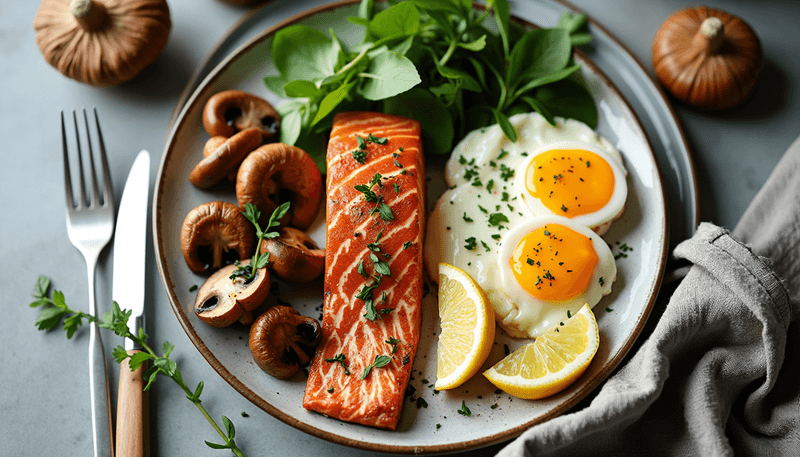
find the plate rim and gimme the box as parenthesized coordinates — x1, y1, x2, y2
(154, 1, 669, 453)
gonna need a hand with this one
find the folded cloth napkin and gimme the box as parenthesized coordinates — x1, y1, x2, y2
(498, 135, 800, 456)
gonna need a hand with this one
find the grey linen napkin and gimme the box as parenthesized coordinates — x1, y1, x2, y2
(498, 135, 800, 456)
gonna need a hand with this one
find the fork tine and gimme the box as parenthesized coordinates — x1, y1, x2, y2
(83, 108, 102, 207)
(61, 111, 75, 210)
(72, 109, 88, 208)
(93, 108, 114, 209)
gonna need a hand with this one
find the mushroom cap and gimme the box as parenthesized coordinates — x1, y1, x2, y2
(260, 227, 325, 283)
(33, 0, 171, 87)
(249, 306, 322, 379)
(181, 201, 255, 274)
(193, 260, 271, 328)
(236, 143, 323, 231)
(203, 136, 237, 182)
(190, 127, 262, 189)
(202, 90, 281, 142)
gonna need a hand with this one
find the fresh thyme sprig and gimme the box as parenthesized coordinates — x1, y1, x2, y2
(231, 202, 291, 281)
(30, 275, 248, 456)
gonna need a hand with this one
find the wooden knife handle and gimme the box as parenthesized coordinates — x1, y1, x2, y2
(115, 349, 149, 457)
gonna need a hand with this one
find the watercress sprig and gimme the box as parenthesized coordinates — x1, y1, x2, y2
(264, 0, 595, 169)
(30, 275, 248, 457)
(230, 202, 291, 282)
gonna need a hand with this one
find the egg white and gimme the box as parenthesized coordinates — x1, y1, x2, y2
(513, 140, 628, 235)
(494, 216, 616, 337)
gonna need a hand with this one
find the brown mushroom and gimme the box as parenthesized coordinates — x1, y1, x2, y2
(259, 227, 325, 283)
(249, 306, 322, 379)
(202, 90, 280, 141)
(181, 201, 255, 274)
(236, 143, 323, 230)
(194, 260, 270, 328)
(190, 128, 262, 189)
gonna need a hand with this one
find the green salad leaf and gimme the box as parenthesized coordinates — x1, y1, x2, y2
(264, 0, 597, 171)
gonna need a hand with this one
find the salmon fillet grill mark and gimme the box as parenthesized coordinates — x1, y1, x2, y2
(303, 112, 425, 430)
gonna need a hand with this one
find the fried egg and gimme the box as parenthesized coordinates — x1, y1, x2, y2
(514, 141, 627, 235)
(494, 216, 616, 337)
(425, 112, 623, 337)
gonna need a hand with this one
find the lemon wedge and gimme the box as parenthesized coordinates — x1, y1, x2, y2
(435, 263, 495, 390)
(484, 303, 599, 399)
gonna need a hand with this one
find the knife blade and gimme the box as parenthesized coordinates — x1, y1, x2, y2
(112, 150, 150, 457)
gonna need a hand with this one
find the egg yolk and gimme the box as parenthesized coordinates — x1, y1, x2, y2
(510, 224, 598, 301)
(525, 149, 615, 217)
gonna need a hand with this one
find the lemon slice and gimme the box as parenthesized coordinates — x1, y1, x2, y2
(484, 304, 599, 399)
(435, 263, 495, 390)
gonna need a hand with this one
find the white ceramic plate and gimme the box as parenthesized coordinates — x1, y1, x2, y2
(154, 1, 668, 453)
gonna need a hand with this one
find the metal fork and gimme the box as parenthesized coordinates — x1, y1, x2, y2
(61, 108, 115, 457)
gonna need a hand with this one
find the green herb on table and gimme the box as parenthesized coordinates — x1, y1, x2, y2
(30, 275, 247, 456)
(264, 0, 595, 170)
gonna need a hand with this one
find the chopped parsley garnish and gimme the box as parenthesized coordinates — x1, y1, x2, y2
(586, 160, 591, 167)
(357, 259, 368, 278)
(386, 337, 400, 354)
(488, 213, 509, 227)
(599, 277, 605, 287)
(356, 136, 367, 150)
(367, 230, 383, 251)
(403, 241, 413, 249)
(567, 310, 572, 318)
(327, 387, 334, 393)
(394, 160, 404, 168)
(497, 149, 509, 160)
(361, 354, 393, 379)
(492, 234, 501, 240)
(478, 205, 488, 214)
(463, 213, 473, 222)
(370, 252, 391, 277)
(501, 192, 509, 202)
(499, 163, 514, 181)
(436, 424, 441, 430)
(457, 401, 471, 416)
(560, 204, 568, 212)
(491, 403, 498, 409)
(526, 258, 534, 265)
(393, 181, 400, 193)
(606, 307, 614, 312)
(378, 202, 394, 221)
(324, 353, 350, 375)
(464, 237, 477, 250)
(481, 240, 491, 252)
(486, 179, 495, 192)
(352, 148, 367, 164)
(367, 133, 387, 144)
(189, 284, 198, 292)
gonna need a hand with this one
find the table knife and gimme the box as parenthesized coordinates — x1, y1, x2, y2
(112, 150, 150, 457)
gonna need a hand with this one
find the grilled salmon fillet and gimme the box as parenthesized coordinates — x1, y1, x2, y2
(303, 112, 425, 430)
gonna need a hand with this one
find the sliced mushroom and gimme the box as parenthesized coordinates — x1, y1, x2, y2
(260, 227, 325, 283)
(181, 201, 255, 274)
(236, 143, 323, 230)
(249, 306, 322, 379)
(194, 260, 271, 328)
(202, 90, 280, 142)
(190, 127, 262, 189)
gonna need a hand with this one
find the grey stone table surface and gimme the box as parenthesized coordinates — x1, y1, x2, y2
(2, 0, 798, 456)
